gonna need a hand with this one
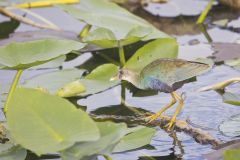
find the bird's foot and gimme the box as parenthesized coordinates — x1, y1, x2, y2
(145, 113, 162, 123)
(164, 117, 176, 131)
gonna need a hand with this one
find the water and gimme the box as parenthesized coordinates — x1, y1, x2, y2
(0, 3, 240, 160)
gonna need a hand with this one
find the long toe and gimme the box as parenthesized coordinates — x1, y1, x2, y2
(164, 119, 175, 131)
(145, 113, 160, 123)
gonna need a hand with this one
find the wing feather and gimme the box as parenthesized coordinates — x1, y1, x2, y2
(140, 59, 211, 86)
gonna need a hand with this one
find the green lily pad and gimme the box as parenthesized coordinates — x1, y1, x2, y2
(23, 69, 86, 94)
(7, 88, 100, 155)
(83, 26, 152, 48)
(61, 122, 156, 160)
(124, 38, 178, 72)
(224, 149, 240, 160)
(61, 122, 127, 160)
(30, 55, 66, 69)
(113, 126, 155, 153)
(58, 0, 169, 44)
(0, 39, 85, 69)
(222, 92, 240, 106)
(219, 114, 240, 137)
(76, 63, 119, 97)
(24, 64, 119, 97)
(225, 59, 240, 71)
(0, 144, 27, 160)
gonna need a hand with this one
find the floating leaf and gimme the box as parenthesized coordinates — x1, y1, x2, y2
(212, 43, 240, 62)
(222, 92, 240, 106)
(224, 149, 240, 160)
(56, 80, 86, 97)
(0, 30, 79, 46)
(78, 64, 119, 96)
(212, 19, 228, 27)
(61, 122, 155, 160)
(178, 43, 214, 61)
(204, 140, 240, 160)
(219, 114, 240, 137)
(58, 0, 169, 42)
(23, 69, 86, 94)
(7, 88, 100, 155)
(61, 122, 127, 160)
(83, 26, 151, 48)
(124, 38, 178, 72)
(113, 126, 155, 153)
(0, 39, 85, 69)
(30, 55, 66, 69)
(0, 144, 27, 160)
(24, 64, 119, 97)
(143, 0, 214, 17)
(225, 59, 240, 71)
(228, 17, 240, 29)
(198, 78, 240, 92)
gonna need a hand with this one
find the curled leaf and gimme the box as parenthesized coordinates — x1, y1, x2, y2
(56, 80, 86, 97)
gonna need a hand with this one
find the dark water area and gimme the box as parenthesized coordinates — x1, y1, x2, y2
(0, 2, 240, 160)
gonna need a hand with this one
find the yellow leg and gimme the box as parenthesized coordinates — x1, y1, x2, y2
(146, 93, 177, 123)
(165, 92, 184, 130)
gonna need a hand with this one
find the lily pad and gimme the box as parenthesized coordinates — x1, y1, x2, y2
(143, 0, 214, 17)
(224, 149, 240, 160)
(30, 55, 66, 69)
(61, 122, 127, 160)
(178, 43, 214, 61)
(7, 88, 100, 155)
(219, 114, 240, 137)
(228, 17, 240, 29)
(113, 126, 155, 153)
(225, 59, 240, 71)
(58, 0, 170, 43)
(61, 122, 156, 160)
(61, 63, 120, 97)
(82, 26, 151, 48)
(204, 140, 240, 160)
(222, 92, 240, 106)
(0, 30, 79, 46)
(0, 144, 27, 160)
(24, 64, 119, 97)
(0, 39, 85, 69)
(124, 38, 178, 72)
(23, 69, 86, 94)
(212, 42, 240, 62)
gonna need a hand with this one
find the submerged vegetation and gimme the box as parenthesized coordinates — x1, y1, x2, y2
(0, 0, 239, 160)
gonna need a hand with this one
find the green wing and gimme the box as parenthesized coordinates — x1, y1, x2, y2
(140, 59, 211, 86)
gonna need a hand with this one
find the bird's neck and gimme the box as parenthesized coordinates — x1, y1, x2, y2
(123, 71, 141, 88)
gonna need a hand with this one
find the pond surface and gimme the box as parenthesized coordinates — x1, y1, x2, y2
(0, 2, 240, 160)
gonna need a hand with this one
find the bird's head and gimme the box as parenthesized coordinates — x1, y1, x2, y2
(110, 69, 127, 81)
(110, 69, 140, 85)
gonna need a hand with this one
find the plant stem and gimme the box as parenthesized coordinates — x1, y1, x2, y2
(79, 24, 92, 39)
(103, 155, 112, 160)
(0, 7, 59, 30)
(8, 7, 59, 30)
(15, 0, 80, 8)
(197, 0, 214, 24)
(3, 70, 23, 113)
(121, 81, 126, 105)
(197, 24, 212, 43)
(118, 41, 126, 67)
